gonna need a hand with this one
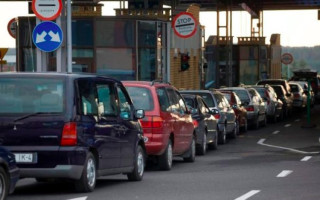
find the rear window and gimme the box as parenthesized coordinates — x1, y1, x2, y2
(126, 86, 154, 111)
(272, 86, 284, 97)
(232, 90, 250, 103)
(222, 93, 231, 102)
(184, 97, 196, 109)
(197, 93, 215, 107)
(290, 84, 299, 92)
(0, 77, 64, 114)
(254, 88, 266, 98)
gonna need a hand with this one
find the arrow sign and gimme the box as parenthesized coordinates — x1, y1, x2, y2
(32, 21, 63, 52)
(32, 0, 62, 21)
(67, 196, 87, 200)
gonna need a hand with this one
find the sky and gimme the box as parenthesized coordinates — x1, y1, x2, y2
(0, 2, 320, 48)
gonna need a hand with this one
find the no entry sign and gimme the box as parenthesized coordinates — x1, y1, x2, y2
(32, 0, 62, 21)
(7, 18, 17, 39)
(172, 12, 197, 38)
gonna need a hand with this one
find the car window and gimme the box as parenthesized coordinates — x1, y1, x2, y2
(96, 83, 118, 117)
(214, 93, 225, 108)
(222, 93, 231, 102)
(197, 98, 207, 114)
(272, 86, 284, 97)
(126, 86, 154, 111)
(79, 79, 98, 116)
(157, 87, 171, 112)
(222, 96, 230, 107)
(0, 77, 64, 114)
(196, 93, 215, 107)
(201, 99, 211, 114)
(255, 88, 266, 98)
(290, 84, 299, 92)
(117, 86, 132, 120)
(233, 90, 250, 104)
(176, 91, 187, 114)
(184, 97, 196, 109)
(167, 88, 180, 113)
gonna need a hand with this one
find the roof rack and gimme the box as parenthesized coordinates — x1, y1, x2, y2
(150, 80, 172, 86)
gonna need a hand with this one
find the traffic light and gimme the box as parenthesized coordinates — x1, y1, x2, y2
(181, 53, 190, 71)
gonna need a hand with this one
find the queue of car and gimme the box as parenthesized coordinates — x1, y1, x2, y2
(0, 73, 317, 199)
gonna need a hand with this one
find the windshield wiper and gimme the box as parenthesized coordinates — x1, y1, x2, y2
(13, 112, 55, 123)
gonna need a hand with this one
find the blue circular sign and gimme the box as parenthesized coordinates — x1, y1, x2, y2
(32, 21, 63, 52)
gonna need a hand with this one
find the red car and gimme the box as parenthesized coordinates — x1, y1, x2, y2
(219, 91, 248, 133)
(123, 81, 195, 170)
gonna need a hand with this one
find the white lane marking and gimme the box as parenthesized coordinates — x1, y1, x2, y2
(257, 138, 320, 154)
(277, 170, 293, 177)
(295, 119, 300, 122)
(235, 190, 261, 200)
(68, 197, 88, 200)
(284, 124, 291, 127)
(272, 130, 280, 134)
(301, 156, 312, 161)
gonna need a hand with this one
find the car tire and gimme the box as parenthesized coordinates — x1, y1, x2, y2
(159, 140, 173, 171)
(0, 167, 8, 200)
(197, 132, 207, 156)
(127, 145, 145, 181)
(230, 122, 237, 139)
(75, 152, 96, 193)
(218, 125, 227, 144)
(184, 136, 196, 162)
(208, 130, 218, 150)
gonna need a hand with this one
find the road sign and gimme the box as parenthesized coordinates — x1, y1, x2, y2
(281, 53, 293, 65)
(32, 21, 63, 52)
(172, 12, 197, 38)
(32, 0, 62, 21)
(7, 18, 17, 39)
(0, 48, 8, 60)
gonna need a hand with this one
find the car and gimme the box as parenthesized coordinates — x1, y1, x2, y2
(219, 90, 248, 132)
(270, 85, 293, 117)
(289, 82, 307, 109)
(123, 81, 196, 171)
(181, 94, 218, 155)
(289, 80, 315, 107)
(290, 69, 320, 101)
(0, 73, 146, 193)
(219, 87, 266, 129)
(180, 90, 237, 144)
(245, 85, 282, 123)
(0, 147, 19, 200)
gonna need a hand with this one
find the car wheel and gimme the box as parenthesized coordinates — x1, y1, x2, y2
(254, 117, 260, 129)
(75, 152, 96, 193)
(230, 122, 237, 139)
(218, 125, 227, 144)
(208, 130, 218, 150)
(197, 132, 207, 156)
(0, 167, 8, 200)
(127, 145, 145, 181)
(184, 136, 196, 162)
(159, 140, 173, 171)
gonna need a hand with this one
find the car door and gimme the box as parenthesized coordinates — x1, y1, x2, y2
(116, 84, 138, 168)
(222, 95, 236, 132)
(198, 98, 216, 143)
(79, 78, 121, 170)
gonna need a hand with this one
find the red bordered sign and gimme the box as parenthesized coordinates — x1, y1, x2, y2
(7, 18, 17, 39)
(32, 0, 62, 21)
(281, 53, 293, 65)
(172, 12, 198, 38)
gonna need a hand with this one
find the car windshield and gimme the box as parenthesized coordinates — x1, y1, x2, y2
(232, 90, 250, 103)
(126, 86, 154, 111)
(290, 84, 299, 92)
(254, 88, 266, 98)
(0, 77, 65, 114)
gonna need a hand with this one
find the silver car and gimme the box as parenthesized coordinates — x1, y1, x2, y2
(289, 81, 315, 107)
(289, 83, 307, 109)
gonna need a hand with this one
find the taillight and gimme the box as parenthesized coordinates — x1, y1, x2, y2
(139, 116, 163, 128)
(193, 120, 199, 128)
(61, 122, 77, 146)
(214, 114, 220, 119)
(246, 105, 254, 112)
(294, 93, 300, 98)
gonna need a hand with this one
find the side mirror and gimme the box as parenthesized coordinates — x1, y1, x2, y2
(135, 109, 145, 119)
(231, 104, 237, 109)
(210, 108, 219, 115)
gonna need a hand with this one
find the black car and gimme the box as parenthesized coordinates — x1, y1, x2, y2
(0, 146, 19, 200)
(0, 73, 146, 192)
(271, 85, 293, 117)
(182, 94, 218, 155)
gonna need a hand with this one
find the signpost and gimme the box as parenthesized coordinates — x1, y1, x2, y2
(0, 48, 8, 72)
(32, 21, 63, 52)
(7, 18, 17, 39)
(172, 12, 198, 38)
(32, 0, 62, 21)
(281, 53, 293, 79)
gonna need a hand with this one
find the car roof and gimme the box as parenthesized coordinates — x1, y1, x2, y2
(0, 72, 122, 84)
(180, 90, 212, 94)
(123, 80, 171, 88)
(219, 87, 248, 90)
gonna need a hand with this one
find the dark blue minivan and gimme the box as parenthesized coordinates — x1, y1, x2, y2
(0, 73, 146, 192)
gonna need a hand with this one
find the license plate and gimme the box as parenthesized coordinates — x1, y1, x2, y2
(14, 153, 34, 163)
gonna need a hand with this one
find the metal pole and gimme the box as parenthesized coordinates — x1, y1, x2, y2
(67, 0, 72, 73)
